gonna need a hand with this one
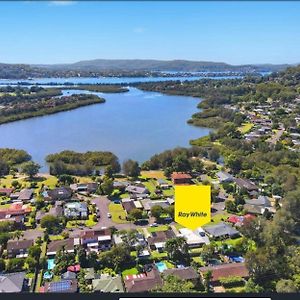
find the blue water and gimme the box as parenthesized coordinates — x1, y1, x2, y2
(156, 261, 168, 272)
(0, 87, 210, 172)
(0, 74, 242, 86)
(47, 259, 55, 270)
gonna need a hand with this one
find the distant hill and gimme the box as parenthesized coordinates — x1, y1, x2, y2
(37, 59, 291, 73)
(0, 59, 294, 79)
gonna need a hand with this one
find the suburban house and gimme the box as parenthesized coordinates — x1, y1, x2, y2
(141, 199, 170, 212)
(64, 202, 88, 219)
(178, 228, 210, 248)
(147, 229, 176, 252)
(227, 214, 255, 227)
(122, 199, 140, 213)
(61, 271, 77, 280)
(171, 172, 192, 185)
(204, 222, 240, 239)
(7, 239, 34, 258)
(157, 179, 171, 189)
(46, 238, 77, 256)
(216, 171, 234, 183)
(92, 274, 124, 293)
(162, 267, 199, 285)
(0, 188, 14, 197)
(244, 195, 275, 215)
(113, 232, 147, 248)
(70, 183, 98, 194)
(11, 189, 33, 203)
(199, 263, 249, 287)
(113, 181, 130, 191)
(36, 203, 63, 223)
(123, 266, 162, 293)
(0, 272, 26, 293)
(44, 279, 78, 293)
(234, 178, 258, 194)
(43, 187, 72, 202)
(125, 184, 149, 197)
(80, 228, 112, 253)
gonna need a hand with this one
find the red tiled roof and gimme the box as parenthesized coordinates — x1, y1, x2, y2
(171, 172, 192, 180)
(199, 263, 249, 282)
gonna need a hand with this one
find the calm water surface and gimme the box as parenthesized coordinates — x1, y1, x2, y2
(0, 88, 210, 171)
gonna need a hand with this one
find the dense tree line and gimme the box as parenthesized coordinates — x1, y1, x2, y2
(46, 150, 121, 176)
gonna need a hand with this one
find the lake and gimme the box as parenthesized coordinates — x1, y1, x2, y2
(0, 87, 210, 172)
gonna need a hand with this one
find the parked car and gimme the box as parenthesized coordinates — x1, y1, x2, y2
(150, 223, 158, 227)
(107, 212, 112, 218)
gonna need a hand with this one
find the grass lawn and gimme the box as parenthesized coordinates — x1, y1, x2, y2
(147, 225, 169, 233)
(143, 180, 157, 194)
(164, 260, 175, 268)
(109, 203, 128, 223)
(120, 193, 130, 199)
(140, 170, 165, 179)
(122, 267, 139, 277)
(163, 188, 174, 197)
(192, 257, 205, 266)
(238, 122, 254, 134)
(49, 235, 65, 241)
(151, 251, 168, 260)
(85, 214, 97, 227)
(0, 203, 11, 209)
(206, 213, 231, 225)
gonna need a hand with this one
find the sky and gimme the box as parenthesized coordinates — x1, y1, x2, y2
(1, 1, 300, 65)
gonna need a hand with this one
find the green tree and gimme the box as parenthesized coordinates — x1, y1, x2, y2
(0, 258, 5, 272)
(100, 176, 114, 195)
(153, 275, 194, 292)
(40, 215, 61, 234)
(28, 245, 42, 260)
(165, 237, 189, 264)
(129, 208, 143, 220)
(6, 258, 25, 272)
(21, 161, 40, 178)
(276, 279, 298, 293)
(150, 205, 164, 219)
(123, 159, 140, 177)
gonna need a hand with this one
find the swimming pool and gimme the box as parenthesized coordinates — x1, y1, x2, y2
(155, 261, 168, 273)
(47, 259, 55, 270)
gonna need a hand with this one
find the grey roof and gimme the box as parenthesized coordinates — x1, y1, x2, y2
(62, 271, 77, 280)
(125, 185, 149, 194)
(0, 272, 25, 293)
(92, 275, 124, 292)
(216, 171, 234, 182)
(204, 222, 239, 238)
(18, 189, 33, 201)
(234, 178, 258, 191)
(245, 195, 271, 207)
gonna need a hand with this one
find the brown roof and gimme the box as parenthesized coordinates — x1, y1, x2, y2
(122, 201, 136, 213)
(171, 172, 192, 180)
(124, 267, 162, 292)
(18, 189, 34, 201)
(199, 263, 249, 282)
(0, 188, 14, 195)
(80, 228, 111, 239)
(147, 229, 175, 245)
(7, 239, 33, 251)
(163, 267, 199, 281)
(47, 238, 74, 254)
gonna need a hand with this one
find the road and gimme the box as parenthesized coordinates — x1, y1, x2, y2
(268, 127, 284, 144)
(68, 196, 146, 237)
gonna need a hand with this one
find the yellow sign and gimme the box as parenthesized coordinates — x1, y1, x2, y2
(175, 185, 211, 230)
